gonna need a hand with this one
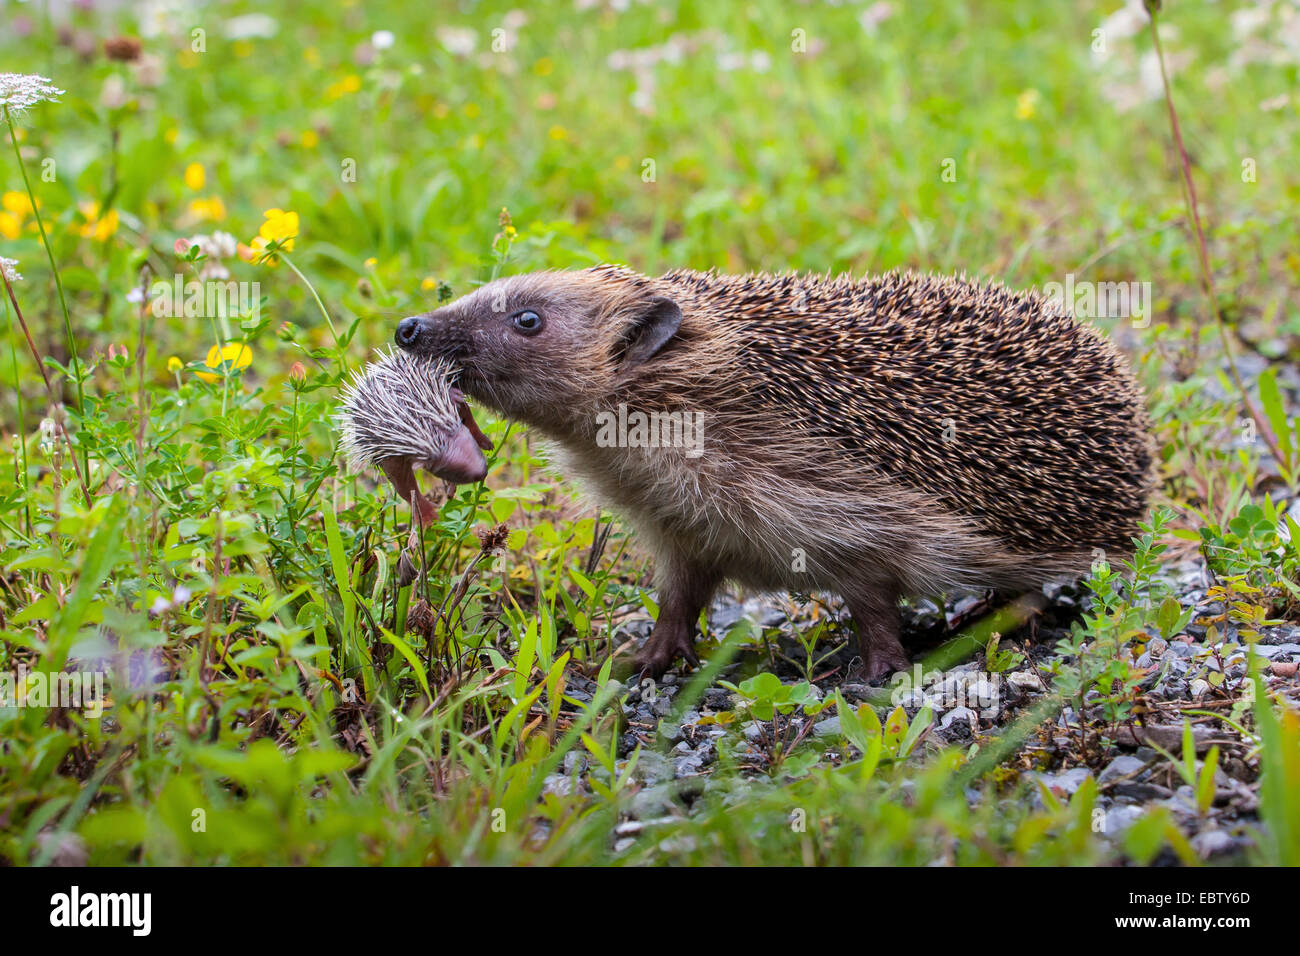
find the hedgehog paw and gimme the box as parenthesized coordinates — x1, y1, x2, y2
(633, 629, 700, 680)
(862, 641, 910, 683)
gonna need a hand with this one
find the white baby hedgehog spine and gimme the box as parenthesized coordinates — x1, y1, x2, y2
(337, 349, 460, 468)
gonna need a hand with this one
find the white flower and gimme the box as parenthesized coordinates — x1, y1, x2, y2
(126, 287, 145, 304)
(0, 256, 20, 283)
(210, 230, 237, 258)
(0, 73, 64, 114)
(372, 30, 395, 50)
(437, 26, 477, 56)
(224, 14, 279, 40)
(137, 0, 187, 39)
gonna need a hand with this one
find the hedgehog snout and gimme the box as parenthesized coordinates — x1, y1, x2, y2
(428, 424, 489, 485)
(395, 314, 431, 352)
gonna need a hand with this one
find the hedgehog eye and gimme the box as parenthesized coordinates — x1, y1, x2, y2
(511, 309, 544, 335)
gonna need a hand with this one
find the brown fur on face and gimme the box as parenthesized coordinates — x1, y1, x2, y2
(396, 265, 1155, 679)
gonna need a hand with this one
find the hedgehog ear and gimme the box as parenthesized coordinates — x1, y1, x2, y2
(620, 296, 682, 367)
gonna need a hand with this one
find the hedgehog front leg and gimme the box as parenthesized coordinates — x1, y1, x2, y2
(633, 555, 721, 679)
(846, 585, 910, 682)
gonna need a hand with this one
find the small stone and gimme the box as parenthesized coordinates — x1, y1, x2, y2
(634, 751, 673, 786)
(939, 706, 975, 731)
(563, 752, 587, 775)
(1098, 754, 1148, 784)
(629, 783, 676, 819)
(674, 756, 704, 778)
(1037, 767, 1093, 797)
(1007, 671, 1042, 690)
(1103, 805, 1145, 837)
(1191, 829, 1235, 859)
(542, 773, 573, 797)
(1114, 781, 1173, 800)
(1190, 678, 1210, 698)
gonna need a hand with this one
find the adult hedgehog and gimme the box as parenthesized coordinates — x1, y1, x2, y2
(395, 266, 1154, 679)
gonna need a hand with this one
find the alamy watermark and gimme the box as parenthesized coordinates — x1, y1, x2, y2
(1043, 273, 1152, 328)
(595, 404, 705, 458)
(1, 665, 106, 718)
(149, 275, 261, 322)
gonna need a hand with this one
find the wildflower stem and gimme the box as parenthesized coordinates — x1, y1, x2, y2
(1145, 5, 1288, 479)
(277, 251, 342, 360)
(1, 269, 92, 505)
(5, 103, 91, 483)
(3, 291, 31, 533)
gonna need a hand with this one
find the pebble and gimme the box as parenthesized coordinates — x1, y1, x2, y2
(1098, 754, 1148, 784)
(813, 715, 841, 738)
(1191, 829, 1236, 859)
(939, 706, 975, 732)
(1037, 767, 1093, 797)
(1103, 805, 1146, 837)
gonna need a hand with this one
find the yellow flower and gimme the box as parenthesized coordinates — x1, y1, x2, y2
(184, 162, 206, 190)
(300, 129, 320, 149)
(77, 202, 120, 242)
(188, 196, 227, 222)
(548, 125, 568, 141)
(164, 127, 180, 144)
(463, 102, 480, 119)
(420, 276, 437, 291)
(243, 208, 298, 264)
(325, 74, 361, 99)
(1016, 88, 1040, 120)
(196, 343, 252, 383)
(533, 57, 554, 76)
(167, 356, 183, 373)
(303, 46, 321, 66)
(364, 257, 377, 269)
(2, 191, 35, 216)
(258, 208, 298, 249)
(0, 211, 20, 240)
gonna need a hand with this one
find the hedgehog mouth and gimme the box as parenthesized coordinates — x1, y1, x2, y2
(378, 397, 493, 526)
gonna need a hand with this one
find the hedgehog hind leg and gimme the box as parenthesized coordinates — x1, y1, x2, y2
(845, 584, 910, 682)
(633, 555, 721, 679)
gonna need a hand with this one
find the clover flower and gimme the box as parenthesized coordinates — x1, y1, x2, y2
(0, 256, 21, 283)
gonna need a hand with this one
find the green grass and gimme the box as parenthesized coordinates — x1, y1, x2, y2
(2, 0, 1299, 865)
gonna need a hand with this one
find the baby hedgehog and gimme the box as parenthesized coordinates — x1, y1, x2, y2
(338, 349, 493, 523)
(394, 266, 1154, 678)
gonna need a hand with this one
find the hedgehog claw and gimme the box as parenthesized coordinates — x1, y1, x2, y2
(862, 643, 910, 683)
(633, 629, 699, 680)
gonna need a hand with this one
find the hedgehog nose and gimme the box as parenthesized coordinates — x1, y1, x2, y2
(395, 316, 423, 350)
(432, 426, 488, 485)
